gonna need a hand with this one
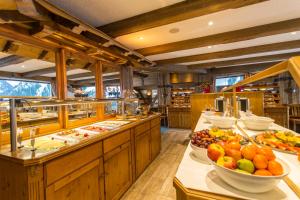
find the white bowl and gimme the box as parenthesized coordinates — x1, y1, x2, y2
(242, 116, 274, 131)
(190, 143, 209, 161)
(208, 157, 290, 193)
(207, 116, 236, 129)
(202, 111, 215, 123)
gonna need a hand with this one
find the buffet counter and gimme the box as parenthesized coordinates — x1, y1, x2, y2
(0, 114, 161, 200)
(168, 106, 191, 129)
(174, 115, 300, 200)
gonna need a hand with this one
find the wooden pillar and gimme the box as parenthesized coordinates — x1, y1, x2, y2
(120, 65, 133, 96)
(232, 87, 238, 117)
(55, 48, 68, 128)
(95, 61, 104, 119)
(95, 61, 104, 99)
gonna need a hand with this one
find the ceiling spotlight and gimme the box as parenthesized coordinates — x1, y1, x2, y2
(208, 21, 214, 26)
(21, 65, 25, 68)
(208, 46, 213, 49)
(291, 32, 297, 35)
(138, 36, 144, 40)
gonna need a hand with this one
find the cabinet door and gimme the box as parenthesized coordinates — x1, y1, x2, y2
(135, 130, 151, 177)
(151, 125, 161, 160)
(46, 160, 100, 200)
(104, 142, 132, 200)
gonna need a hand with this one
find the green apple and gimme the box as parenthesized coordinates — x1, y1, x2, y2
(237, 159, 255, 173)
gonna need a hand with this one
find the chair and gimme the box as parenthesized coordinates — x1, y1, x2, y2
(289, 105, 300, 132)
(158, 105, 168, 127)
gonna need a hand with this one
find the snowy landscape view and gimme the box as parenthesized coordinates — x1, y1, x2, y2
(0, 79, 52, 97)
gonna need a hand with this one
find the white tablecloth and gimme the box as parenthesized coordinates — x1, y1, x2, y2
(175, 116, 300, 200)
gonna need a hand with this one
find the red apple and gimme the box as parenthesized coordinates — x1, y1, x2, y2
(225, 148, 242, 161)
(217, 156, 237, 169)
(207, 143, 225, 161)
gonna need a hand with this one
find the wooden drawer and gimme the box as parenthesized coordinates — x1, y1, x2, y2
(134, 121, 150, 136)
(45, 142, 102, 186)
(103, 130, 130, 154)
(151, 117, 160, 128)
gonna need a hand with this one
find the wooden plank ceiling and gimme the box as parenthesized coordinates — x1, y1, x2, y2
(46, 0, 300, 74)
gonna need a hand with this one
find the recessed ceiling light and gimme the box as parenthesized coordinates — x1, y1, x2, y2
(138, 36, 144, 40)
(208, 21, 214, 26)
(169, 28, 180, 34)
(291, 32, 297, 35)
(21, 65, 25, 68)
(208, 45, 213, 49)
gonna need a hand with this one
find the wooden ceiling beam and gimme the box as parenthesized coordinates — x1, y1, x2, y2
(188, 51, 300, 69)
(0, 69, 53, 82)
(210, 61, 281, 75)
(67, 72, 94, 80)
(138, 18, 300, 56)
(98, 0, 267, 37)
(0, 10, 36, 23)
(37, 50, 48, 59)
(0, 0, 17, 10)
(22, 66, 56, 78)
(0, 55, 29, 68)
(156, 40, 300, 65)
(72, 74, 120, 84)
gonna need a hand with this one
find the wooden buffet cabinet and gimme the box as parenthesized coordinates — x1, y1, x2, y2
(0, 115, 161, 200)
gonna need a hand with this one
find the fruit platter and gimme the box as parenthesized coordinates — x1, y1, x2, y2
(253, 130, 300, 154)
(207, 143, 290, 193)
(190, 128, 248, 160)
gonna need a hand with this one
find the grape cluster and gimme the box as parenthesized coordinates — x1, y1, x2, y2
(191, 129, 217, 148)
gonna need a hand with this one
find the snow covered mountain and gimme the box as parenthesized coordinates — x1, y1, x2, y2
(0, 80, 51, 97)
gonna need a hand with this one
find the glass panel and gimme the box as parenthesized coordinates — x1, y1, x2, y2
(0, 79, 51, 97)
(105, 86, 121, 98)
(81, 86, 96, 98)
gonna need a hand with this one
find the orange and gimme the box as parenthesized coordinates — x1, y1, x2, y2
(254, 169, 273, 176)
(225, 141, 241, 150)
(257, 147, 276, 161)
(253, 154, 268, 169)
(268, 160, 283, 175)
(241, 145, 256, 160)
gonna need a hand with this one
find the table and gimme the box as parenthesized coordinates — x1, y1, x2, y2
(174, 115, 300, 200)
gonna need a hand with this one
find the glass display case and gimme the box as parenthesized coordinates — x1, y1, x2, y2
(0, 98, 132, 151)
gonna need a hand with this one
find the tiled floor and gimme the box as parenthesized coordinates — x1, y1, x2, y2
(121, 128, 191, 200)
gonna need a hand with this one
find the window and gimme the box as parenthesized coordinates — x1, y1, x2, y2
(82, 86, 96, 97)
(105, 86, 121, 98)
(0, 79, 51, 97)
(215, 75, 244, 91)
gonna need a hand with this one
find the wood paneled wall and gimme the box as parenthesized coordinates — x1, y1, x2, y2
(191, 92, 264, 130)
